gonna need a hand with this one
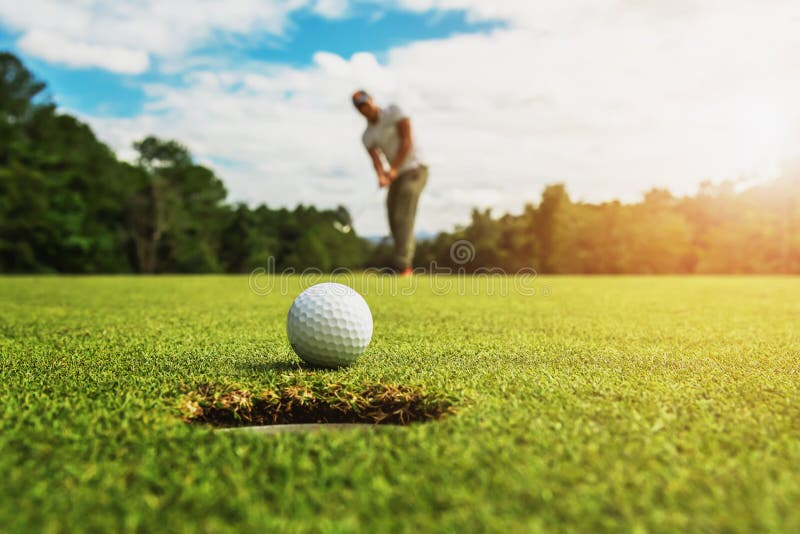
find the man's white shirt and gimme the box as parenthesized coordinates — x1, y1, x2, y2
(362, 104, 425, 173)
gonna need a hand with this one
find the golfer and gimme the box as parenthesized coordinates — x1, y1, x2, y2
(352, 90, 428, 276)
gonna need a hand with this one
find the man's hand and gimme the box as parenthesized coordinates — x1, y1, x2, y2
(369, 147, 391, 188)
(378, 168, 397, 188)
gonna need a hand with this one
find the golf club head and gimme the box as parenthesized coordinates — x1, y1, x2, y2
(333, 221, 352, 234)
(332, 186, 384, 234)
(334, 205, 354, 227)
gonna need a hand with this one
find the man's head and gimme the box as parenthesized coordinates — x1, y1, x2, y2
(352, 90, 379, 121)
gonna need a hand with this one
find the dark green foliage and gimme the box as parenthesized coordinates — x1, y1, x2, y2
(130, 136, 228, 273)
(0, 162, 48, 271)
(216, 203, 370, 273)
(218, 204, 279, 273)
(0, 54, 138, 273)
(0, 52, 372, 274)
(0, 51, 46, 122)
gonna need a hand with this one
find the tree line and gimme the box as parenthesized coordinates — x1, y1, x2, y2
(412, 179, 800, 274)
(2, 51, 799, 274)
(0, 52, 369, 273)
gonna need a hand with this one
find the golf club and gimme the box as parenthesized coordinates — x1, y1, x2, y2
(333, 186, 384, 234)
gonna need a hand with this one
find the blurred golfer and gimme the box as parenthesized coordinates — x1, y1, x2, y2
(352, 90, 428, 276)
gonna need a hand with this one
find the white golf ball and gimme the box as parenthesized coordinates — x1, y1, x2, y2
(286, 282, 373, 368)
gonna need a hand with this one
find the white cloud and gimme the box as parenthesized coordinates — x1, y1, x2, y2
(0, 0, 308, 73)
(17, 29, 149, 74)
(313, 0, 349, 19)
(9, 0, 800, 235)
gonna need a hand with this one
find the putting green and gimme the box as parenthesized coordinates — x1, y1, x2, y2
(1, 275, 798, 531)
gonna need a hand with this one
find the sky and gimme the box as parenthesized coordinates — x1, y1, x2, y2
(1, 0, 799, 236)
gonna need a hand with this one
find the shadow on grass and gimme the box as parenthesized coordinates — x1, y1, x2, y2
(237, 359, 305, 374)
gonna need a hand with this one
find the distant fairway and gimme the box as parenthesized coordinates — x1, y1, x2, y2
(1, 276, 799, 531)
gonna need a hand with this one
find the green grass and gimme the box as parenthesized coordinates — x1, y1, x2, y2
(1, 275, 799, 532)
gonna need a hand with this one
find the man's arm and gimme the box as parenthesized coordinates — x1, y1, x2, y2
(368, 146, 390, 188)
(387, 118, 412, 180)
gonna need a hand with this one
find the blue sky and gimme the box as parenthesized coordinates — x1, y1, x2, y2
(0, 1, 798, 235)
(0, 6, 499, 118)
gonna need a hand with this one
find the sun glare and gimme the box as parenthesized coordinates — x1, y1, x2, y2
(721, 93, 791, 181)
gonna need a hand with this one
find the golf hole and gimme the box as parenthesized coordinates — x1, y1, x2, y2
(180, 380, 456, 431)
(217, 423, 376, 435)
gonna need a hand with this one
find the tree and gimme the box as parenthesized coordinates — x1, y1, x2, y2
(533, 184, 570, 273)
(0, 52, 135, 272)
(130, 136, 228, 273)
(0, 162, 48, 271)
(0, 51, 47, 130)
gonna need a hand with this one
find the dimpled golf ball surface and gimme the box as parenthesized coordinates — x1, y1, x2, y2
(287, 283, 373, 368)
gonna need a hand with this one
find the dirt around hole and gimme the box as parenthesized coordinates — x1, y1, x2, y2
(180, 379, 457, 428)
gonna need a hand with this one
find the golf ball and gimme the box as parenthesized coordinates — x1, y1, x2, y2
(286, 282, 373, 368)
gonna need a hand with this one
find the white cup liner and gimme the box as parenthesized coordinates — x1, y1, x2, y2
(216, 423, 383, 435)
